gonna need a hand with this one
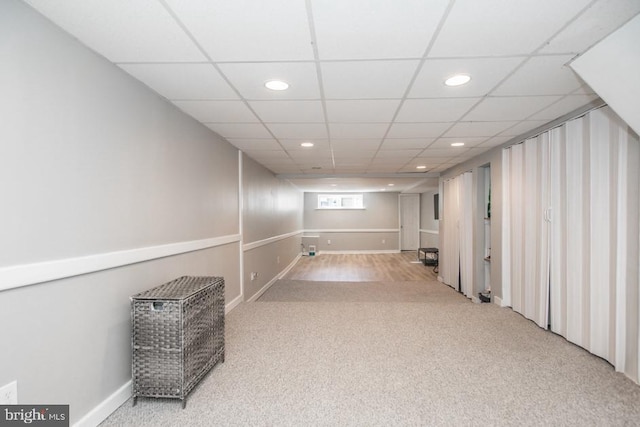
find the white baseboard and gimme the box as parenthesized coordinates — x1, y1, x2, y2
(317, 250, 400, 254)
(494, 296, 505, 307)
(246, 274, 279, 303)
(279, 253, 302, 279)
(437, 276, 444, 283)
(73, 380, 131, 427)
(225, 294, 243, 314)
(247, 254, 301, 302)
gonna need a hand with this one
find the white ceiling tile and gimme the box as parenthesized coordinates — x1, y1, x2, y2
(173, 100, 258, 122)
(226, 138, 281, 151)
(396, 98, 480, 122)
(444, 121, 517, 137)
(267, 123, 328, 139)
(464, 96, 561, 121)
(325, 100, 401, 122)
(430, 0, 591, 57)
(430, 164, 457, 172)
(25, 0, 206, 62)
(165, 0, 314, 61)
(334, 158, 371, 166)
(329, 123, 389, 139)
(387, 123, 451, 138)
(279, 139, 331, 150)
(492, 55, 586, 96)
(454, 147, 491, 159)
(218, 62, 320, 100)
(499, 120, 553, 137)
(380, 139, 435, 150)
(269, 166, 303, 174)
(374, 150, 422, 158)
(322, 61, 419, 99)
(540, 0, 640, 54)
(333, 167, 368, 173)
(294, 160, 334, 167)
(330, 139, 382, 150)
(409, 57, 525, 98)
(371, 165, 403, 172)
(245, 149, 290, 160)
(397, 166, 437, 173)
(429, 137, 488, 148)
(265, 164, 303, 174)
(370, 157, 412, 165)
(206, 123, 272, 138)
(248, 101, 325, 123)
(528, 94, 601, 120)
(479, 136, 514, 148)
(420, 148, 465, 158)
(332, 150, 377, 159)
(288, 150, 334, 161)
(312, 0, 449, 60)
(119, 64, 238, 100)
(404, 157, 447, 166)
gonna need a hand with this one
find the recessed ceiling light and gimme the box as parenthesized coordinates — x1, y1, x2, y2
(388, 183, 395, 186)
(381, 188, 386, 191)
(416, 165, 427, 170)
(265, 80, 289, 91)
(300, 142, 314, 148)
(451, 142, 465, 147)
(331, 184, 338, 187)
(444, 74, 471, 87)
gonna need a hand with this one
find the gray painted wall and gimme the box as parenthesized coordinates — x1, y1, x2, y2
(242, 155, 303, 300)
(0, 1, 241, 423)
(303, 192, 399, 252)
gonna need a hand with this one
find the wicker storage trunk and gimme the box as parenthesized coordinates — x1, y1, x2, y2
(131, 276, 224, 408)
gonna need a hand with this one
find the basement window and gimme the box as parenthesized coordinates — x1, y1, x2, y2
(317, 194, 364, 209)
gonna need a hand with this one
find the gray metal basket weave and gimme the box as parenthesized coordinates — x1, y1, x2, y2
(131, 276, 225, 408)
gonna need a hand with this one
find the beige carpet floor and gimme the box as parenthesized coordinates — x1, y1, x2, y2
(101, 278, 640, 426)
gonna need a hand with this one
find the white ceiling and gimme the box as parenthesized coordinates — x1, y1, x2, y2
(24, 0, 640, 193)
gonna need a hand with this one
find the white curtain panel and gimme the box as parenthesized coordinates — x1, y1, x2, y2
(548, 106, 640, 384)
(442, 177, 460, 290)
(459, 172, 474, 298)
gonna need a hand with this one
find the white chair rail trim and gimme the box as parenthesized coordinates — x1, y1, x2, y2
(0, 234, 241, 292)
(242, 230, 303, 251)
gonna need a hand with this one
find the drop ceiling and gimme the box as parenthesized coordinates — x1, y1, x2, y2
(23, 0, 640, 193)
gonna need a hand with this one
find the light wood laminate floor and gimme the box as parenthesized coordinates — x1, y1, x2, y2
(284, 251, 437, 282)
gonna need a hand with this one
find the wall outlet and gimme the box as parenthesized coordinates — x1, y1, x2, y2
(0, 381, 17, 404)
(327, 239, 331, 245)
(250, 272, 258, 281)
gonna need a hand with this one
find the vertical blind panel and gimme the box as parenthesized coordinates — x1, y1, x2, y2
(537, 133, 551, 329)
(550, 126, 567, 337)
(459, 172, 474, 298)
(501, 149, 512, 307)
(523, 137, 539, 321)
(510, 143, 524, 314)
(617, 120, 640, 383)
(564, 117, 588, 348)
(589, 108, 613, 361)
(442, 177, 460, 290)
